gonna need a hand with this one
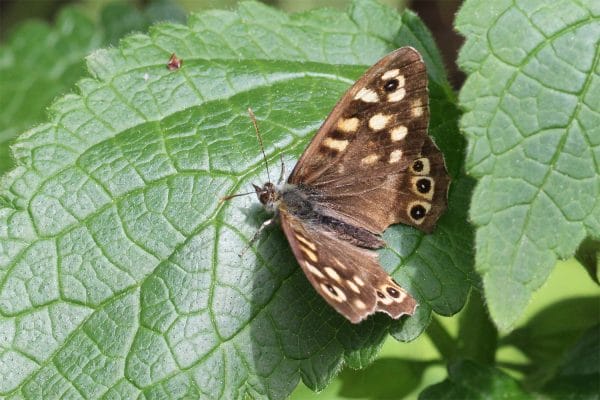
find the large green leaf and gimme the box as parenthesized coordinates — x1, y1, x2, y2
(0, 1, 472, 398)
(456, 0, 600, 331)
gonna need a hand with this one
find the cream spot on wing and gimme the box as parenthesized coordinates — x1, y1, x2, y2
(376, 288, 397, 305)
(368, 113, 391, 130)
(354, 299, 367, 309)
(378, 295, 393, 305)
(324, 267, 341, 283)
(305, 262, 324, 279)
(388, 149, 403, 164)
(385, 75, 406, 103)
(381, 69, 400, 80)
(354, 88, 379, 103)
(354, 276, 365, 286)
(323, 137, 348, 152)
(390, 125, 408, 141)
(385, 285, 407, 302)
(321, 283, 347, 302)
(361, 154, 379, 165)
(387, 87, 406, 102)
(300, 245, 318, 262)
(337, 117, 360, 133)
(347, 280, 360, 294)
(296, 234, 316, 251)
(333, 258, 347, 270)
(411, 99, 424, 117)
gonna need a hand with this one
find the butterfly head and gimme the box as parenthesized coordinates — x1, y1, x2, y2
(253, 182, 280, 213)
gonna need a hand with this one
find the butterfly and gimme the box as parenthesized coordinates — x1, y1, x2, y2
(234, 47, 450, 323)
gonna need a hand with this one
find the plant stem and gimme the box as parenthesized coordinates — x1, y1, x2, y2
(426, 315, 456, 360)
(457, 289, 498, 365)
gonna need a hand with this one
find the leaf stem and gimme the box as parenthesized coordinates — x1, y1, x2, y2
(456, 289, 498, 365)
(426, 315, 457, 361)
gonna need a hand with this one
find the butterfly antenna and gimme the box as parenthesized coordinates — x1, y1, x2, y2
(248, 108, 272, 183)
(278, 153, 286, 184)
(219, 191, 256, 202)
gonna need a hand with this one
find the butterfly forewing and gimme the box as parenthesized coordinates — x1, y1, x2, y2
(279, 210, 417, 323)
(289, 47, 449, 233)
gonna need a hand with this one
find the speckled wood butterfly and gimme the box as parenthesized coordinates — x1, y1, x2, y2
(233, 47, 449, 323)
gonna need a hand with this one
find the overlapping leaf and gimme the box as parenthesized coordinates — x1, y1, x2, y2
(456, 0, 600, 331)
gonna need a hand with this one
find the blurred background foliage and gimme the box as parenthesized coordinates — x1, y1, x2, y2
(0, 0, 465, 87)
(0, 0, 463, 177)
(0, 1, 597, 399)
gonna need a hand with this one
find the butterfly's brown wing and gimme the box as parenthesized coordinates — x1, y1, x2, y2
(280, 209, 417, 323)
(289, 47, 449, 233)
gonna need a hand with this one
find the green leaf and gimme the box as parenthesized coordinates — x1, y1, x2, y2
(541, 324, 600, 399)
(502, 296, 600, 387)
(0, 1, 472, 398)
(291, 333, 443, 400)
(0, 2, 185, 174)
(419, 359, 531, 399)
(331, 358, 432, 399)
(575, 238, 600, 284)
(455, 0, 600, 331)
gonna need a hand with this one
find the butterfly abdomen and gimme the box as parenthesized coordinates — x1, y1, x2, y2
(317, 215, 384, 249)
(281, 185, 384, 249)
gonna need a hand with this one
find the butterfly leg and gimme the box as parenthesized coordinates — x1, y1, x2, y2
(277, 153, 286, 184)
(239, 217, 277, 257)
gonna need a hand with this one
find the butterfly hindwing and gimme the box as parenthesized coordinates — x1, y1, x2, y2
(279, 210, 417, 323)
(288, 47, 449, 233)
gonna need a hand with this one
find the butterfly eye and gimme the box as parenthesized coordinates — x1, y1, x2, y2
(383, 79, 399, 92)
